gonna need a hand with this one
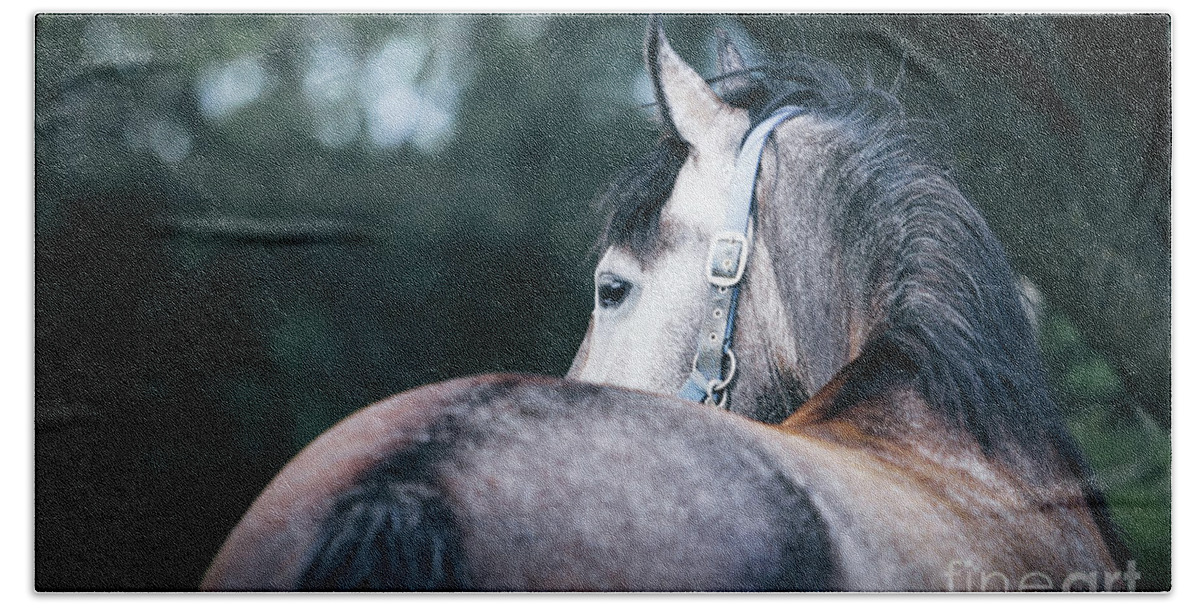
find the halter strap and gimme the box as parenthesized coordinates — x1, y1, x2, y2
(678, 105, 803, 407)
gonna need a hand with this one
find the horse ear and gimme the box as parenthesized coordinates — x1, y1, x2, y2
(714, 28, 753, 98)
(645, 16, 728, 146)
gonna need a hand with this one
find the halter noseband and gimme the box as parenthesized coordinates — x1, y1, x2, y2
(678, 105, 803, 409)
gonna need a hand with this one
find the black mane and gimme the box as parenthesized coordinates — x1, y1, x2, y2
(595, 51, 1128, 562)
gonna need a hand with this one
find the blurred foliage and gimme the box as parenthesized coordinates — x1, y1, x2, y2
(34, 14, 1168, 590)
(1040, 309, 1171, 589)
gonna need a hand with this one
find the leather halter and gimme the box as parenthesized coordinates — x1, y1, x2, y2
(677, 105, 803, 408)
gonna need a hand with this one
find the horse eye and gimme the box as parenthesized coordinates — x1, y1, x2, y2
(597, 275, 631, 309)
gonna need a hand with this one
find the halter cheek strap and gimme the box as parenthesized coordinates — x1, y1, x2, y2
(678, 105, 804, 408)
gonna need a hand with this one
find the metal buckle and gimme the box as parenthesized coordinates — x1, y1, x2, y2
(706, 230, 751, 287)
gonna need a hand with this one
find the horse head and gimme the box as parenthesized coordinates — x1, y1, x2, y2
(569, 20, 822, 424)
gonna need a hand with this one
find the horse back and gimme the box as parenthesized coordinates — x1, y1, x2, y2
(201, 374, 838, 591)
(203, 372, 1116, 591)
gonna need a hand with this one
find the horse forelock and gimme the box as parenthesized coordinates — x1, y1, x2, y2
(594, 135, 688, 262)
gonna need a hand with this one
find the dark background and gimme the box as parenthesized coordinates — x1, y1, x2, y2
(34, 14, 1170, 591)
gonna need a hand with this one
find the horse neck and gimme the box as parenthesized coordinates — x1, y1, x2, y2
(750, 119, 1074, 480)
(728, 135, 861, 424)
(739, 106, 1128, 568)
(750, 129, 861, 397)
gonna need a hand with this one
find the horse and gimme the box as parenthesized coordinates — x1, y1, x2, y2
(201, 20, 1128, 591)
